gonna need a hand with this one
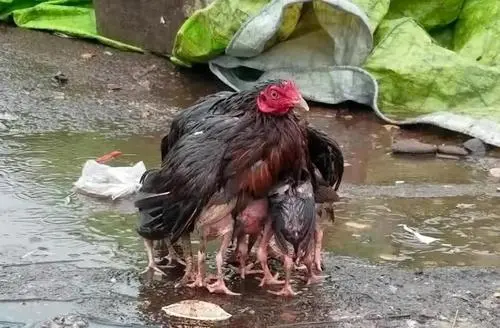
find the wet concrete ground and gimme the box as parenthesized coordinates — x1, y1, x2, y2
(0, 26, 499, 327)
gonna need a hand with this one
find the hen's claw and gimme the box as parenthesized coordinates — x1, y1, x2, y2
(257, 272, 285, 287)
(140, 263, 167, 276)
(268, 284, 299, 297)
(303, 273, 328, 285)
(163, 253, 186, 268)
(237, 262, 263, 278)
(175, 270, 196, 288)
(207, 279, 240, 296)
(187, 274, 206, 288)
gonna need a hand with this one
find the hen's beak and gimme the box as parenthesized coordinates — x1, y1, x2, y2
(294, 96, 310, 112)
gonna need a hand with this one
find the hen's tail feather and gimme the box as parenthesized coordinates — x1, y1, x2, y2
(136, 205, 168, 240)
(307, 126, 344, 191)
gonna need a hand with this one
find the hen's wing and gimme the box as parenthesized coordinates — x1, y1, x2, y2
(139, 111, 279, 243)
(160, 91, 234, 161)
(306, 125, 344, 190)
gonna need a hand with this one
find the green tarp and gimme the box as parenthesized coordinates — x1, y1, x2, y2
(0, 0, 140, 51)
(2, 0, 500, 146)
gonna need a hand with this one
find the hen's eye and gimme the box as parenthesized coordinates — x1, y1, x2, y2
(270, 90, 278, 99)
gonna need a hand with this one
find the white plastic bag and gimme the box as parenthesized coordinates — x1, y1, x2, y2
(73, 160, 146, 200)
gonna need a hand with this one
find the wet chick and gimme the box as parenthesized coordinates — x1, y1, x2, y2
(233, 198, 269, 279)
(312, 182, 339, 272)
(187, 194, 239, 295)
(258, 178, 322, 297)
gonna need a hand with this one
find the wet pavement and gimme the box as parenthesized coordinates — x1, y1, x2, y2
(0, 26, 499, 328)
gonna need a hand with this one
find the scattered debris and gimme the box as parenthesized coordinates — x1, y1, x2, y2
(106, 84, 122, 91)
(104, 51, 113, 56)
(392, 139, 437, 154)
(379, 254, 412, 262)
(456, 203, 476, 209)
(489, 168, 500, 178)
(344, 162, 352, 167)
(436, 153, 460, 160)
(451, 309, 459, 328)
(81, 53, 95, 59)
(344, 115, 353, 120)
(383, 124, 400, 132)
(137, 79, 151, 90)
(463, 138, 486, 156)
(162, 300, 232, 321)
(345, 222, 371, 230)
(437, 145, 468, 156)
(40, 315, 88, 328)
(400, 224, 440, 245)
(53, 32, 74, 39)
(0, 112, 19, 121)
(395, 180, 405, 185)
(160, 16, 166, 24)
(73, 159, 145, 200)
(53, 71, 68, 86)
(497, 187, 500, 192)
(52, 91, 65, 100)
(133, 64, 157, 80)
(96, 150, 123, 163)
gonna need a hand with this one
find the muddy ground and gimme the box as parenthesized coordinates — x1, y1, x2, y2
(0, 26, 499, 328)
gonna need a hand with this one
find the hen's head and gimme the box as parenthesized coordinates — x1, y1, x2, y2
(257, 80, 309, 115)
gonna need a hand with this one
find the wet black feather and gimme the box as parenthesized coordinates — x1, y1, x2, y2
(269, 178, 316, 259)
(306, 125, 344, 190)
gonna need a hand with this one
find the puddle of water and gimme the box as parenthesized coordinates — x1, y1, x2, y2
(0, 108, 499, 326)
(0, 114, 497, 268)
(328, 196, 500, 268)
(306, 109, 489, 185)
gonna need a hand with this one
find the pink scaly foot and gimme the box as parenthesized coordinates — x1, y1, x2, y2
(141, 239, 167, 276)
(237, 262, 263, 279)
(206, 279, 240, 296)
(257, 271, 285, 286)
(268, 283, 299, 297)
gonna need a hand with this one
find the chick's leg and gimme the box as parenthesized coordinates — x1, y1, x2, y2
(164, 237, 186, 268)
(235, 234, 263, 278)
(257, 221, 284, 287)
(207, 229, 240, 296)
(175, 234, 194, 287)
(303, 251, 327, 285)
(236, 235, 249, 279)
(314, 223, 324, 272)
(140, 239, 167, 276)
(187, 234, 207, 288)
(269, 255, 297, 297)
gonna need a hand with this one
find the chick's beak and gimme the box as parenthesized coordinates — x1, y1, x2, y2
(294, 96, 310, 112)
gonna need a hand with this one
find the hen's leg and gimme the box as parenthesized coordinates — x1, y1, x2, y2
(175, 234, 194, 287)
(164, 238, 186, 268)
(257, 221, 284, 286)
(187, 234, 207, 288)
(314, 223, 324, 272)
(140, 239, 167, 276)
(207, 230, 240, 296)
(269, 255, 297, 297)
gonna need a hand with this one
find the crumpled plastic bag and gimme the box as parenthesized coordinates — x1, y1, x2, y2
(73, 160, 146, 200)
